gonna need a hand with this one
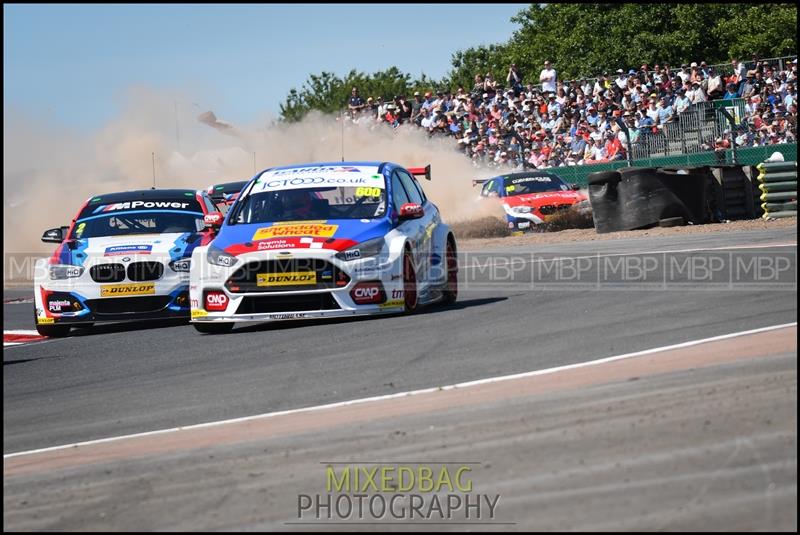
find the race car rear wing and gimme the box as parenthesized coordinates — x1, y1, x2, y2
(407, 164, 431, 181)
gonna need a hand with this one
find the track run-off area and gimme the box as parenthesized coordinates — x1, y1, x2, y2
(4, 225, 797, 530)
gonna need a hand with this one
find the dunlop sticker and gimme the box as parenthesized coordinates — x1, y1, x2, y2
(37, 316, 55, 324)
(191, 309, 209, 319)
(100, 283, 156, 297)
(257, 272, 317, 287)
(253, 223, 337, 240)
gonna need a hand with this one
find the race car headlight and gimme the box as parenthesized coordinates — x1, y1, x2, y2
(206, 246, 238, 267)
(335, 237, 385, 261)
(49, 265, 84, 280)
(169, 259, 192, 272)
(509, 205, 533, 214)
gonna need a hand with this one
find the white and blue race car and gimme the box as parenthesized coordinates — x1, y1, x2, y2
(34, 189, 223, 337)
(189, 162, 458, 333)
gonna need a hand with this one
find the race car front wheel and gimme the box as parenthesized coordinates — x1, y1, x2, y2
(35, 323, 71, 338)
(33, 308, 72, 337)
(403, 248, 418, 313)
(193, 322, 234, 334)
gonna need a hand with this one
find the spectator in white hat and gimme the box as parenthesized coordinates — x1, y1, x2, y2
(615, 69, 628, 90)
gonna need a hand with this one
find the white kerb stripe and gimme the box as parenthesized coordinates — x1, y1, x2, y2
(4, 330, 44, 336)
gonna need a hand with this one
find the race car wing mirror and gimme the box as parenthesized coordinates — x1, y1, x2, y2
(398, 203, 424, 220)
(41, 227, 65, 243)
(203, 212, 224, 230)
(571, 183, 581, 190)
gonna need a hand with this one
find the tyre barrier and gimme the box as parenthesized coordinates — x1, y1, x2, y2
(757, 161, 797, 220)
(708, 164, 762, 220)
(762, 201, 798, 212)
(587, 166, 710, 234)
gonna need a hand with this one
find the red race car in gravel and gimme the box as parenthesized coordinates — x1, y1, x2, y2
(474, 171, 589, 231)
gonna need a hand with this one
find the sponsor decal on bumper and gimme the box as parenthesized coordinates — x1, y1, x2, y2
(191, 308, 209, 319)
(256, 272, 317, 287)
(100, 283, 156, 297)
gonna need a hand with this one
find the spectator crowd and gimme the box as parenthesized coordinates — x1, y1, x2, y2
(345, 57, 798, 171)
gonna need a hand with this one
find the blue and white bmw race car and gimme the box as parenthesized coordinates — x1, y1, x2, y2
(189, 162, 458, 334)
(34, 189, 223, 337)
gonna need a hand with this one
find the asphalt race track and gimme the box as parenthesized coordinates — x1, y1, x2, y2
(3, 226, 797, 530)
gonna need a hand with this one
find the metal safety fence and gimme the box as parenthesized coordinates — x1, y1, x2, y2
(630, 99, 748, 160)
(550, 144, 798, 187)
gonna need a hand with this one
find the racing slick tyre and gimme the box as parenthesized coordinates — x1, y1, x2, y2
(441, 239, 458, 305)
(193, 322, 235, 334)
(402, 248, 418, 314)
(35, 324, 71, 338)
(33, 309, 72, 337)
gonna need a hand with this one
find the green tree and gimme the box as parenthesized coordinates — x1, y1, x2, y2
(279, 67, 449, 122)
(714, 4, 797, 60)
(499, 3, 796, 80)
(280, 4, 797, 121)
(448, 43, 510, 92)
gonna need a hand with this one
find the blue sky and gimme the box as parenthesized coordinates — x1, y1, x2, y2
(4, 3, 525, 132)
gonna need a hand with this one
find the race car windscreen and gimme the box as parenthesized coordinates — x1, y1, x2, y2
(232, 186, 386, 224)
(70, 198, 205, 239)
(503, 174, 569, 195)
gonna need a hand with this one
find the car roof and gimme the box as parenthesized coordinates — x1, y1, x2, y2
(492, 171, 561, 180)
(210, 181, 248, 192)
(266, 161, 389, 171)
(86, 189, 203, 203)
(261, 161, 414, 176)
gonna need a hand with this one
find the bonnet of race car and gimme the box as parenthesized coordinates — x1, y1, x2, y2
(504, 189, 586, 207)
(49, 232, 205, 268)
(212, 218, 393, 256)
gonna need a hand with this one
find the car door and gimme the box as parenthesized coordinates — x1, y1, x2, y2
(395, 168, 435, 283)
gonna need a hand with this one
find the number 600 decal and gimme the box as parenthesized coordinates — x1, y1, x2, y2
(355, 187, 382, 198)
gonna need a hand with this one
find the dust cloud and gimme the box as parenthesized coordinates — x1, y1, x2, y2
(3, 86, 502, 254)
